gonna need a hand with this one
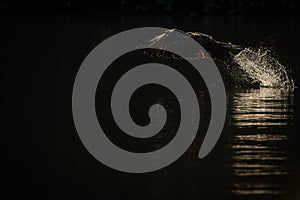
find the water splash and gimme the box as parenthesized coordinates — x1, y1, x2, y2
(233, 48, 294, 88)
(145, 30, 295, 88)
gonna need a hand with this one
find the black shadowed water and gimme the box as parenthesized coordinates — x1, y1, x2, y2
(2, 13, 300, 200)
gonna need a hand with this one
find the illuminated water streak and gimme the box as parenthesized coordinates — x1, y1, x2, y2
(227, 88, 294, 197)
(229, 88, 294, 128)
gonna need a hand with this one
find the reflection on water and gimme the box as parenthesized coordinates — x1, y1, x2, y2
(229, 88, 294, 127)
(227, 88, 294, 197)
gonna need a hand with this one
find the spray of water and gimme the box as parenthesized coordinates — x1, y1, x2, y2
(145, 30, 294, 88)
(233, 48, 294, 88)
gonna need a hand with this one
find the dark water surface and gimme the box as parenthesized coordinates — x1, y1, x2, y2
(2, 13, 300, 199)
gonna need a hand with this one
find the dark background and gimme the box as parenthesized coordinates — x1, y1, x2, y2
(0, 0, 299, 14)
(1, 1, 300, 200)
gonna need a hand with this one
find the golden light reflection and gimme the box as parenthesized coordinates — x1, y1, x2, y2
(227, 88, 294, 196)
(232, 183, 283, 195)
(229, 88, 294, 128)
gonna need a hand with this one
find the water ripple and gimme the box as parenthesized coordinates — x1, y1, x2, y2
(227, 88, 294, 197)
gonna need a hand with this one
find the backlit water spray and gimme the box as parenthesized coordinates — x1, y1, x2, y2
(145, 29, 295, 88)
(233, 47, 294, 88)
